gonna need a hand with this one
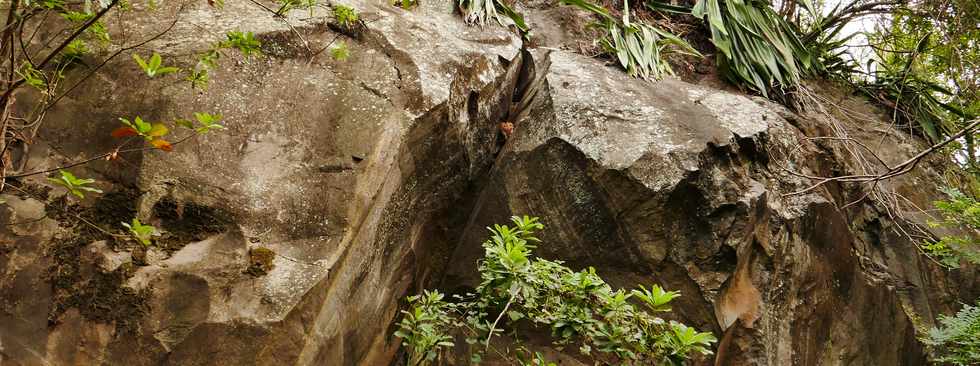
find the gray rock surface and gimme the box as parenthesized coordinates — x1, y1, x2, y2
(443, 50, 980, 365)
(0, 0, 977, 365)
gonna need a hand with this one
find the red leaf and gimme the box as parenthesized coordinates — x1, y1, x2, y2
(150, 139, 173, 152)
(111, 127, 138, 138)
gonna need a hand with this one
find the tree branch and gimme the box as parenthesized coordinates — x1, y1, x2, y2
(0, 0, 120, 104)
(786, 118, 980, 196)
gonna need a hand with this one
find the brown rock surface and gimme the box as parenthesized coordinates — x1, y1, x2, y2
(0, 1, 977, 365)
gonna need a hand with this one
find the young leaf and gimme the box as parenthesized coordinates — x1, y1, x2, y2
(148, 123, 169, 137)
(150, 139, 173, 151)
(186, 69, 210, 89)
(193, 112, 225, 133)
(47, 170, 102, 199)
(111, 127, 138, 138)
(121, 218, 160, 246)
(134, 52, 180, 78)
(175, 118, 195, 129)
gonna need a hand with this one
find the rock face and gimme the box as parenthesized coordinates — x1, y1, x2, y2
(0, 1, 977, 365)
(444, 49, 980, 364)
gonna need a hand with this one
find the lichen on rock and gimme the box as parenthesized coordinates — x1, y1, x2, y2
(245, 247, 276, 277)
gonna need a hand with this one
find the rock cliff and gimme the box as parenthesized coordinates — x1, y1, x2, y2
(0, 0, 977, 365)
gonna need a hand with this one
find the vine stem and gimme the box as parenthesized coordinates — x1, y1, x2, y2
(485, 294, 515, 352)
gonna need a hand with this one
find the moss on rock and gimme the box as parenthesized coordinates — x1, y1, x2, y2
(245, 247, 275, 277)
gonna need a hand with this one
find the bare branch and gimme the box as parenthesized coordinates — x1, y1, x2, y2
(786, 118, 980, 196)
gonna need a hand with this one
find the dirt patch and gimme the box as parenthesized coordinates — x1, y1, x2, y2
(151, 197, 232, 254)
(6, 179, 52, 201)
(46, 189, 149, 332)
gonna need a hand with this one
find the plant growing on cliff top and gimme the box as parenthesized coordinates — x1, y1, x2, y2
(561, 0, 699, 80)
(921, 300, 980, 365)
(333, 5, 359, 28)
(395, 216, 717, 365)
(691, 0, 815, 98)
(457, 0, 529, 37)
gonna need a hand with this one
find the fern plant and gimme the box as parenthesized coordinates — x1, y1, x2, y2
(561, 0, 699, 80)
(395, 216, 717, 365)
(921, 300, 980, 365)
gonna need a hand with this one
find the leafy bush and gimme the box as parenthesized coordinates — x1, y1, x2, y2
(691, 0, 815, 97)
(395, 216, 716, 365)
(921, 300, 980, 365)
(923, 188, 980, 267)
(330, 42, 350, 61)
(561, 0, 699, 80)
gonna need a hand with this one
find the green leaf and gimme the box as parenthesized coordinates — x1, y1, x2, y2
(121, 218, 160, 246)
(47, 170, 102, 199)
(175, 118, 195, 129)
(149, 52, 162, 70)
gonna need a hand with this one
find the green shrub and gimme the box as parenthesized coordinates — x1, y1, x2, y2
(923, 188, 980, 267)
(395, 216, 716, 365)
(333, 5, 359, 28)
(922, 300, 980, 365)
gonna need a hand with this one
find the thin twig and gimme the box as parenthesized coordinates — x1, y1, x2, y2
(785, 118, 980, 196)
(42, 11, 182, 114)
(4, 133, 197, 179)
(0, 0, 120, 104)
(484, 294, 514, 352)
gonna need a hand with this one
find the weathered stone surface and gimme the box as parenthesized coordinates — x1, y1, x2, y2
(1, 0, 521, 364)
(0, 1, 977, 365)
(443, 49, 980, 365)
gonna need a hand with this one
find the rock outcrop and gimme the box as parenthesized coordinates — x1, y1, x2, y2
(0, 0, 977, 365)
